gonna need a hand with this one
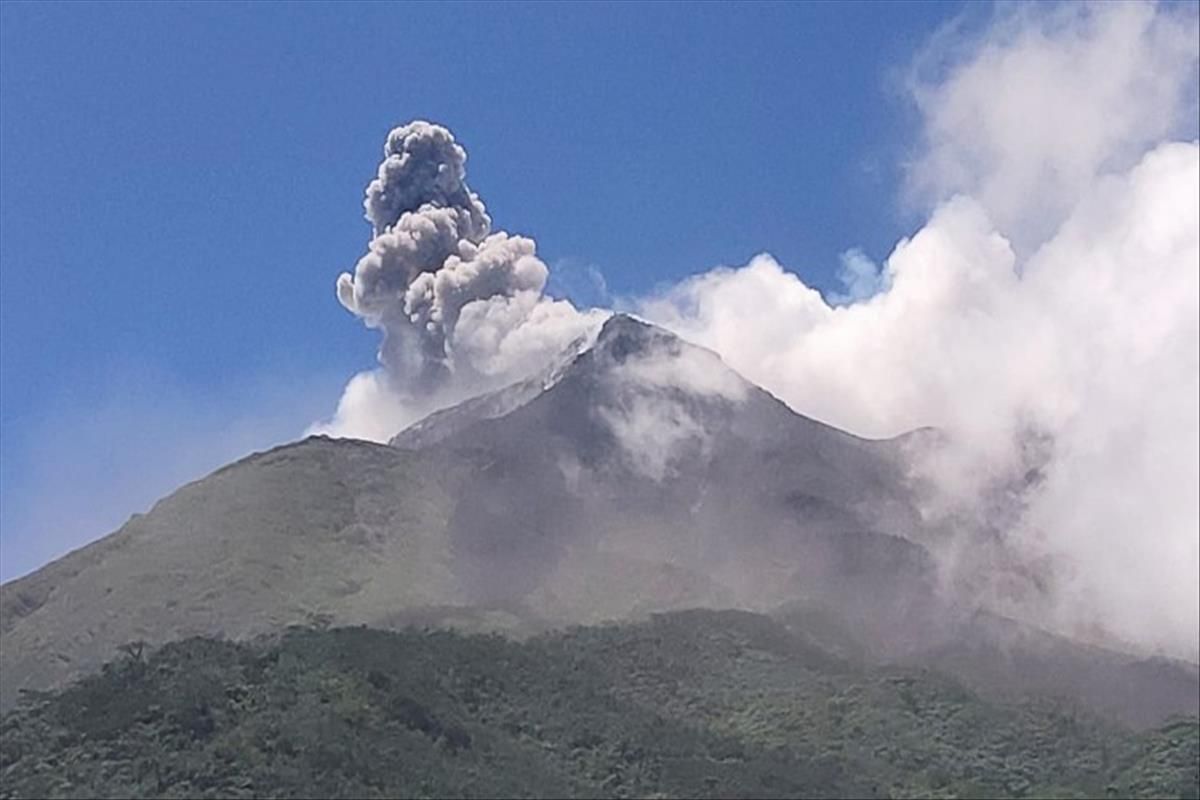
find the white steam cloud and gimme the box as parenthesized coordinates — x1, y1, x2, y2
(314, 3, 1199, 658)
(598, 338, 749, 482)
(639, 2, 1199, 658)
(908, 1, 1199, 255)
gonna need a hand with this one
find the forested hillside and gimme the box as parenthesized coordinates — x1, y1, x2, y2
(2, 610, 1196, 799)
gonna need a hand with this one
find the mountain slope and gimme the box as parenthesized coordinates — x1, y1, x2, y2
(408, 315, 935, 627)
(2, 315, 1196, 730)
(3, 315, 934, 705)
(0, 438, 466, 709)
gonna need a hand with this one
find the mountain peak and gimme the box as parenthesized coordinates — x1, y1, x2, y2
(391, 314, 756, 451)
(391, 314, 698, 449)
(591, 314, 677, 363)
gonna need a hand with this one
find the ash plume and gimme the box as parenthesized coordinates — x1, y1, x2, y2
(317, 122, 605, 439)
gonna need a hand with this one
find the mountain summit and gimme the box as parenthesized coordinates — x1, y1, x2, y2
(391, 314, 931, 622)
(1, 315, 1195, 727)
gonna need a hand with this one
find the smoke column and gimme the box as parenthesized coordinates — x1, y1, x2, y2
(314, 122, 606, 441)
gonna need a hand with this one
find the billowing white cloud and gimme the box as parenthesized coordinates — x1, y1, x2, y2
(639, 1, 1200, 658)
(907, 1, 1199, 253)
(638, 197, 1026, 441)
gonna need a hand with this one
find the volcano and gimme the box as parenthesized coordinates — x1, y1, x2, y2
(2, 315, 1195, 727)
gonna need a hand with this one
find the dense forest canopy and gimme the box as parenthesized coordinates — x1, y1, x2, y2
(2, 610, 1196, 800)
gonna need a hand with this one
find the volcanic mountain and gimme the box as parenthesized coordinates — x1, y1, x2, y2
(1, 315, 1196, 727)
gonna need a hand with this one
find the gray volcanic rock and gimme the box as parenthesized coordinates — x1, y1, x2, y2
(390, 324, 596, 451)
(411, 315, 935, 631)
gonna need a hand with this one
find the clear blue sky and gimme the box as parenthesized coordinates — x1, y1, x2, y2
(0, 1, 966, 579)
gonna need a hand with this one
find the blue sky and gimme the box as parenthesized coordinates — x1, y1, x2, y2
(0, 1, 972, 579)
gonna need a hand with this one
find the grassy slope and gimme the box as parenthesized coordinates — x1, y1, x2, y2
(2, 610, 1196, 800)
(0, 438, 460, 709)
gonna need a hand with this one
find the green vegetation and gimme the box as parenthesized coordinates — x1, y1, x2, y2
(2, 610, 1196, 799)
